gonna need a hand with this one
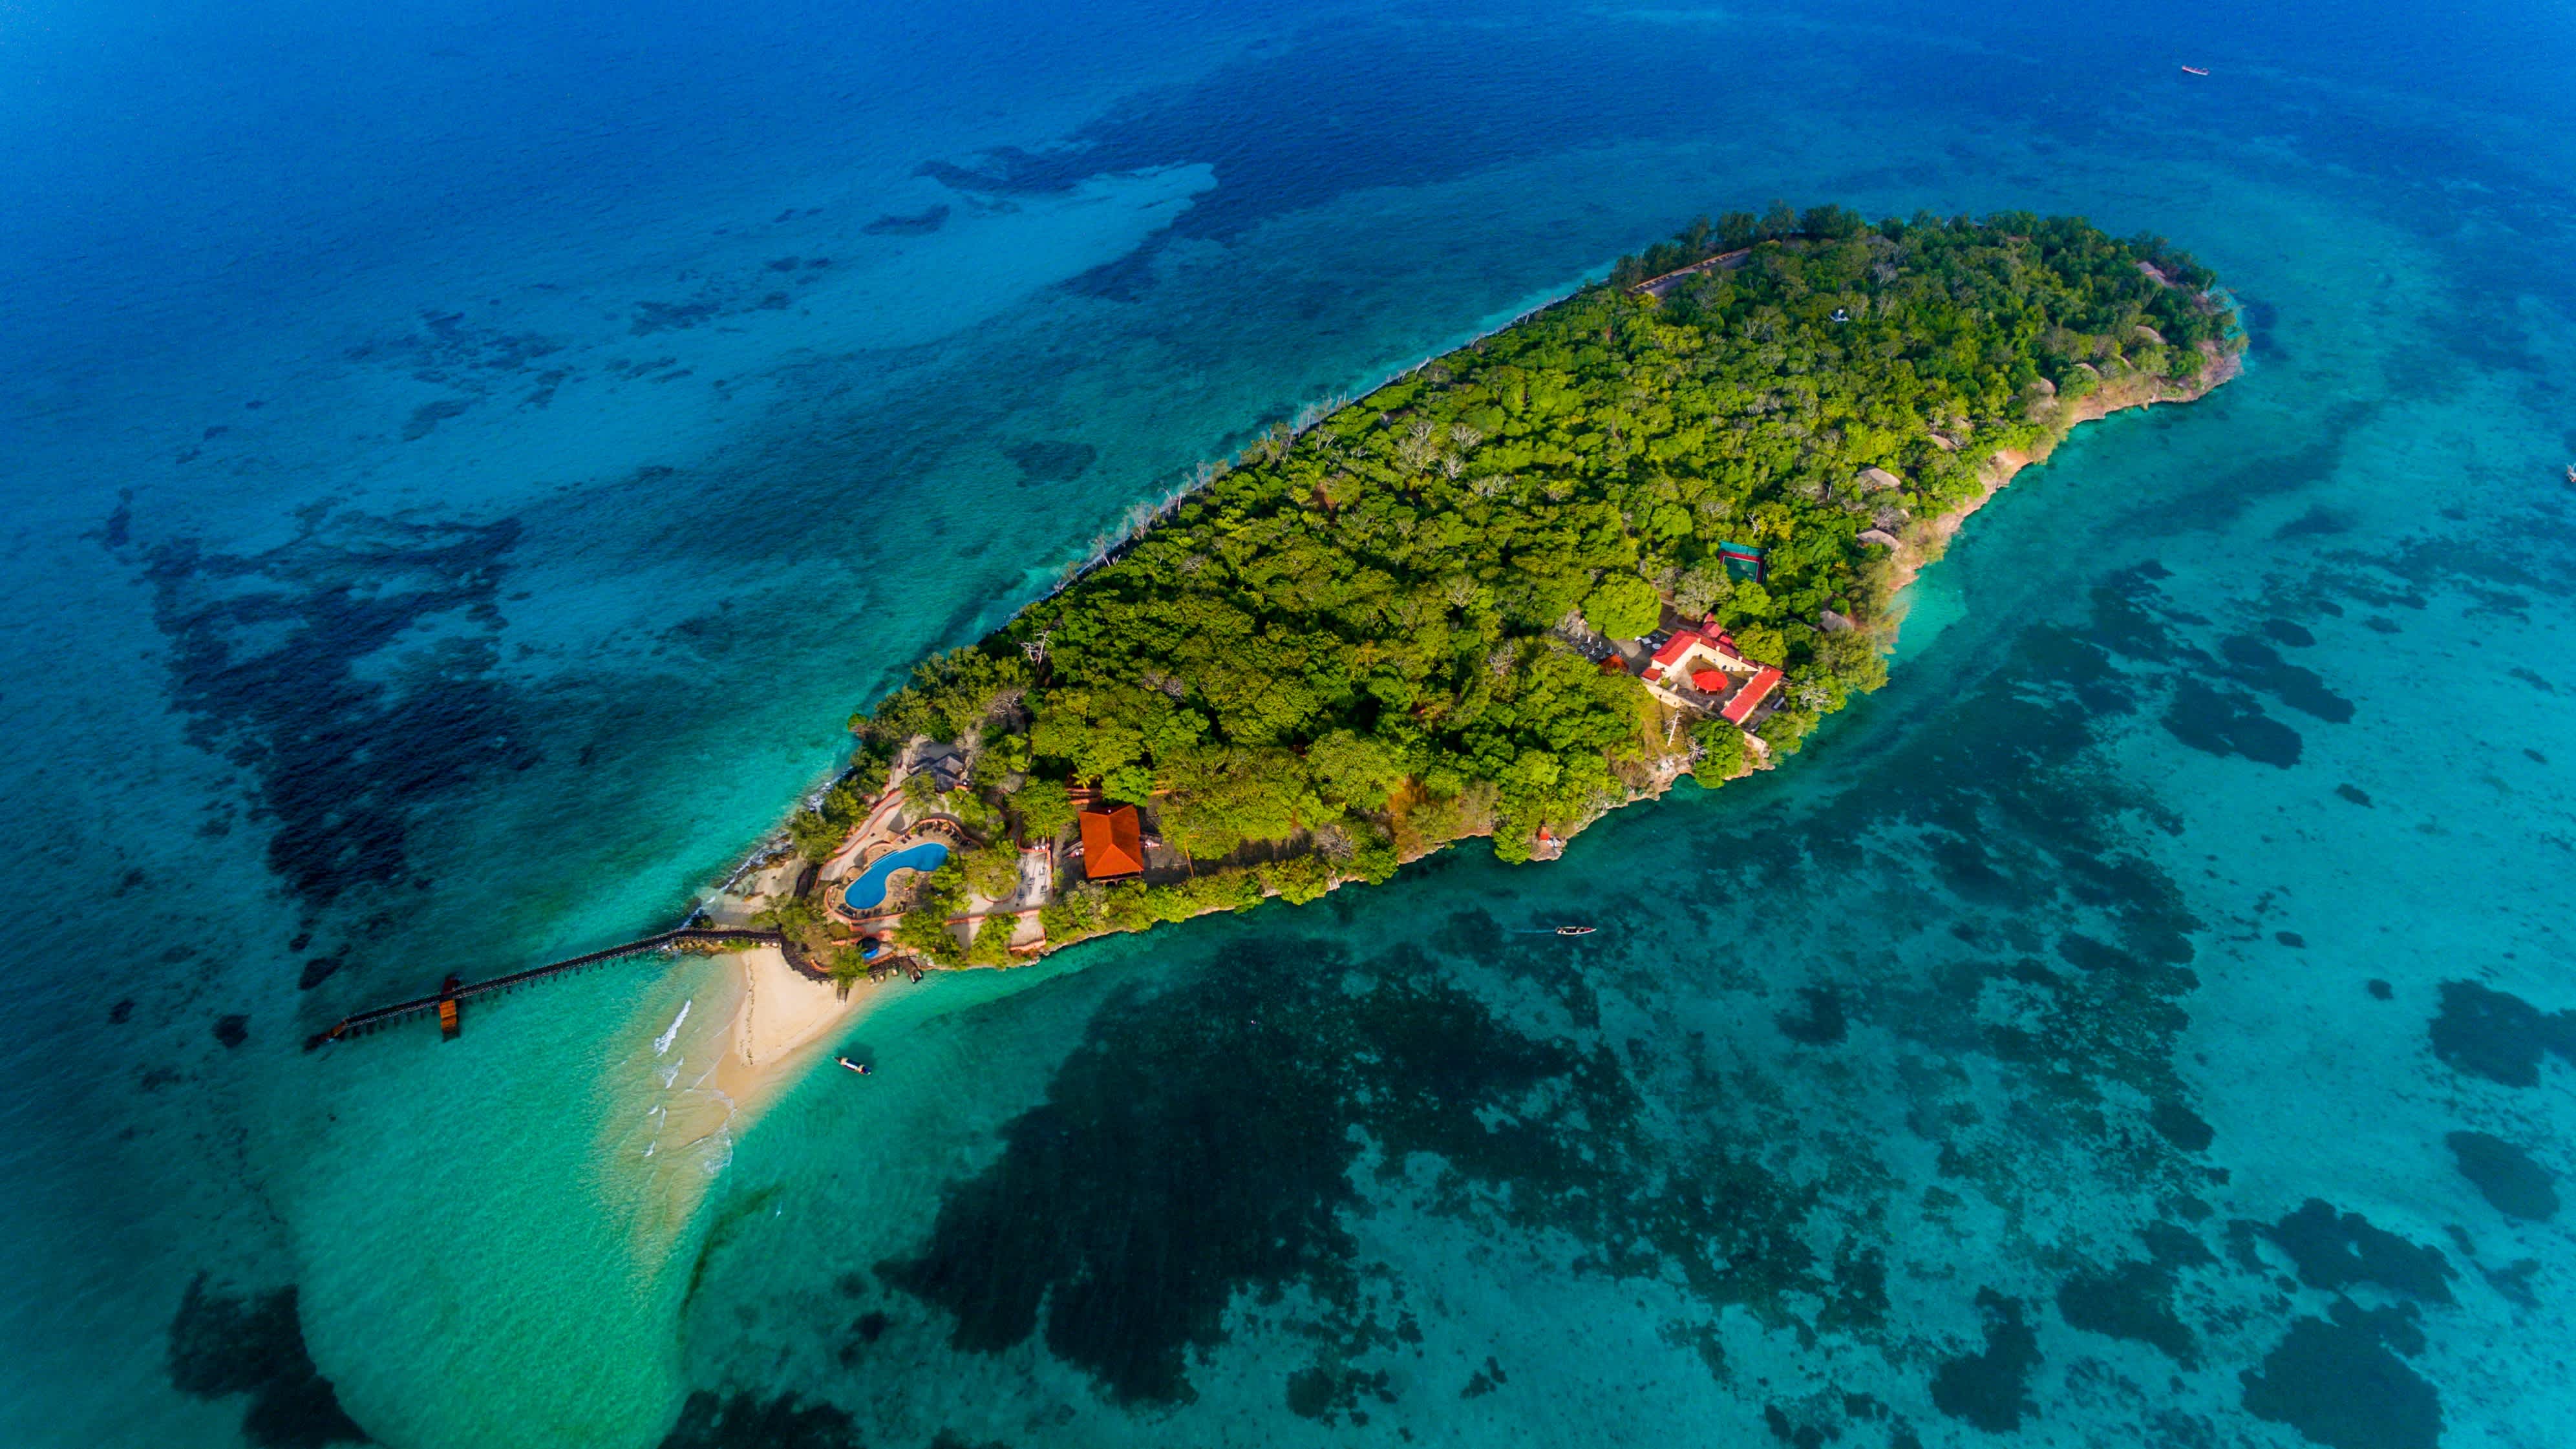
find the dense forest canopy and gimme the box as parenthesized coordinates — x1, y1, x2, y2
(807, 207, 2233, 888)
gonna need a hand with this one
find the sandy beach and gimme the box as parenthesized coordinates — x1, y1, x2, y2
(708, 944, 887, 1115)
(601, 945, 894, 1255)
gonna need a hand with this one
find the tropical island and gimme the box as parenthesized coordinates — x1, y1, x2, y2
(726, 205, 2241, 984)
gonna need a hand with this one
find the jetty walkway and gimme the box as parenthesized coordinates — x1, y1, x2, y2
(306, 927, 785, 1050)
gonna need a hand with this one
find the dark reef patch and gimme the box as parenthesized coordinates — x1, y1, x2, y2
(878, 936, 1570, 1402)
(2218, 635, 2354, 721)
(630, 299, 721, 335)
(862, 204, 950, 235)
(298, 949, 348, 990)
(1003, 440, 1099, 485)
(167, 1276, 368, 1448)
(2444, 1130, 2557, 1220)
(1058, 240, 1167, 301)
(1929, 1289, 2039, 1432)
(1286, 1364, 1394, 1423)
(2235, 297, 2283, 357)
(131, 513, 532, 908)
(2057, 1259, 2195, 1363)
(2260, 1200, 2454, 1302)
(2148, 1099, 2215, 1153)
(906, 23, 1762, 244)
(399, 398, 471, 441)
(2240, 1304, 2442, 1449)
(2480, 1257, 2541, 1309)
(214, 1013, 249, 1048)
(880, 935, 1818, 1404)
(1429, 907, 1503, 958)
(2142, 1220, 2215, 1267)
(2162, 682, 2303, 767)
(1776, 985, 1848, 1045)
(2428, 980, 2576, 1086)
(657, 1391, 862, 1449)
(2273, 505, 2354, 540)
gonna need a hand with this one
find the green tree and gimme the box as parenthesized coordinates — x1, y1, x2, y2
(961, 843, 1021, 901)
(1259, 855, 1337, 905)
(892, 860, 967, 966)
(1691, 719, 1750, 779)
(1582, 573, 1664, 640)
(825, 946, 869, 990)
(964, 914, 1017, 968)
(1016, 778, 1078, 840)
(896, 906, 961, 967)
(1103, 763, 1157, 806)
(1306, 730, 1407, 810)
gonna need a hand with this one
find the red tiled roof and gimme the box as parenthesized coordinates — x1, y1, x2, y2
(1719, 667, 1782, 724)
(1078, 805, 1145, 879)
(1648, 631, 1705, 668)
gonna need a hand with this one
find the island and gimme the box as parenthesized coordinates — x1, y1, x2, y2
(720, 205, 2241, 985)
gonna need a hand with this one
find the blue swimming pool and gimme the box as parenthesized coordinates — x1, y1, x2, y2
(840, 841, 948, 913)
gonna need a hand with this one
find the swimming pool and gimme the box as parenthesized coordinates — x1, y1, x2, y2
(840, 841, 949, 913)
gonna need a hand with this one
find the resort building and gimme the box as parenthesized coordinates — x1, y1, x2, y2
(911, 743, 970, 794)
(1076, 804, 1145, 881)
(1639, 626, 1783, 726)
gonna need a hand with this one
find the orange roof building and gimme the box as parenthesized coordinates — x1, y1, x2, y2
(1719, 666, 1783, 724)
(1077, 805, 1145, 880)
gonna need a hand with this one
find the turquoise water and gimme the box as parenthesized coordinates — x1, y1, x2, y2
(842, 843, 950, 915)
(2, 2, 2572, 1446)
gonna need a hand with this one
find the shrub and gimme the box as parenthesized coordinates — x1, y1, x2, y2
(1259, 855, 1337, 905)
(964, 915, 1016, 968)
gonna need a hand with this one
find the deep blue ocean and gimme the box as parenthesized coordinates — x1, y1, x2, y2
(5, 2, 2573, 1445)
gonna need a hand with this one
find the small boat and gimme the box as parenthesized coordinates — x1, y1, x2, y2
(2178, 65, 2210, 76)
(836, 1056, 870, 1075)
(2564, 463, 2575, 486)
(1555, 925, 1598, 937)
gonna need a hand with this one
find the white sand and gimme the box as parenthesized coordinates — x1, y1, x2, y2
(709, 946, 886, 1120)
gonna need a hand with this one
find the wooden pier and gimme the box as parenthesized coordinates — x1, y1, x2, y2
(306, 927, 786, 1050)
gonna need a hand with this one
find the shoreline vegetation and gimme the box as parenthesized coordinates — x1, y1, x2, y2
(713, 204, 2240, 990)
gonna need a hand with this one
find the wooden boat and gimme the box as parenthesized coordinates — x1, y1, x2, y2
(836, 1056, 870, 1075)
(2179, 65, 2210, 76)
(1555, 926, 1597, 937)
(2564, 463, 2575, 486)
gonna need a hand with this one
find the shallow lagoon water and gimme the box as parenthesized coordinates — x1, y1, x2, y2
(2, 1, 2572, 1446)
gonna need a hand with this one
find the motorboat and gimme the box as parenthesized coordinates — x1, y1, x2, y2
(1555, 926, 1598, 937)
(836, 1056, 870, 1075)
(2179, 65, 2210, 76)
